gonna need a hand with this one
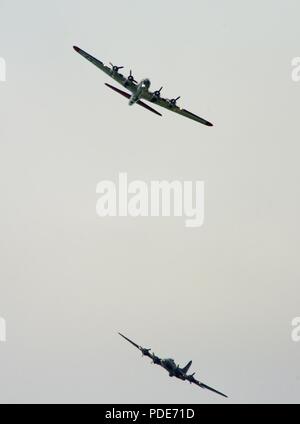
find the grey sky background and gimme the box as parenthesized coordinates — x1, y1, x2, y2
(0, 0, 300, 403)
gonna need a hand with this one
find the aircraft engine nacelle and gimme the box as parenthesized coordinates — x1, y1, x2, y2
(125, 70, 137, 86)
(151, 87, 163, 102)
(168, 96, 181, 107)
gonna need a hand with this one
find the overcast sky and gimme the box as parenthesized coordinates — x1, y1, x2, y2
(0, 0, 300, 403)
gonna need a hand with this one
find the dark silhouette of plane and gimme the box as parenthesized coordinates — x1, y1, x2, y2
(119, 333, 227, 398)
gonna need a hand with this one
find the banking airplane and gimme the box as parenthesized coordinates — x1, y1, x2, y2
(73, 46, 213, 126)
(119, 333, 227, 398)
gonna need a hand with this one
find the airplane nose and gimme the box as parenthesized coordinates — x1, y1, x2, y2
(142, 79, 151, 89)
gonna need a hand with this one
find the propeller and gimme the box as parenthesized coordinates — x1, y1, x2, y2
(127, 70, 137, 83)
(110, 63, 124, 73)
(153, 87, 163, 98)
(170, 96, 181, 106)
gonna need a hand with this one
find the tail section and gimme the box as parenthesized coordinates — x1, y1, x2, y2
(181, 360, 192, 374)
(105, 83, 162, 117)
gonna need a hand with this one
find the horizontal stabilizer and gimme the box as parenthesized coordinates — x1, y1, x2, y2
(105, 83, 162, 117)
(105, 83, 131, 99)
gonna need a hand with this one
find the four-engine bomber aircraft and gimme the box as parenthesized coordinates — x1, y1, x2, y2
(119, 333, 227, 398)
(73, 46, 213, 126)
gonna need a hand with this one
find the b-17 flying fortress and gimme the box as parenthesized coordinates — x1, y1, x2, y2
(73, 46, 213, 127)
(74, 44, 226, 400)
(119, 333, 228, 398)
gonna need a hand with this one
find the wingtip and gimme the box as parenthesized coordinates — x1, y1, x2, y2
(118, 332, 126, 339)
(73, 45, 80, 53)
(216, 390, 228, 398)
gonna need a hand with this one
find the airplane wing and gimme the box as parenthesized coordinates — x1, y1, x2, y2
(188, 375, 228, 398)
(119, 333, 153, 358)
(73, 46, 137, 93)
(142, 91, 213, 126)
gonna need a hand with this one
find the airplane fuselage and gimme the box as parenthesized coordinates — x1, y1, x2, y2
(160, 358, 190, 380)
(128, 78, 151, 105)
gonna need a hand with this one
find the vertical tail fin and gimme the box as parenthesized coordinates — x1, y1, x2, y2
(181, 360, 192, 374)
